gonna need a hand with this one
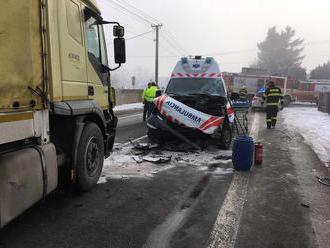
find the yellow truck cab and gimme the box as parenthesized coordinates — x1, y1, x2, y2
(0, 0, 126, 227)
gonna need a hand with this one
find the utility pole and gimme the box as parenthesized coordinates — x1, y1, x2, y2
(152, 24, 162, 85)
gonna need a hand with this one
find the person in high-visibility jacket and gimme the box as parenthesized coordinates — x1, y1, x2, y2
(239, 86, 248, 101)
(144, 82, 159, 118)
(262, 81, 284, 129)
(142, 82, 152, 121)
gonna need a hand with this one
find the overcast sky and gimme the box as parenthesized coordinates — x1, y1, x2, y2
(98, 0, 330, 88)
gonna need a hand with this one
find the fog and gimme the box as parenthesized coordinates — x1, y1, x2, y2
(98, 0, 330, 89)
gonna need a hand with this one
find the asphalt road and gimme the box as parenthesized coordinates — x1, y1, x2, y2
(0, 108, 328, 248)
(0, 111, 234, 248)
(115, 112, 147, 144)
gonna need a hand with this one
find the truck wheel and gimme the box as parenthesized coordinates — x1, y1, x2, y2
(76, 122, 104, 191)
(218, 120, 232, 150)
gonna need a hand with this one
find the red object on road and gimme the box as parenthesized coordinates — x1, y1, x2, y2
(255, 142, 263, 165)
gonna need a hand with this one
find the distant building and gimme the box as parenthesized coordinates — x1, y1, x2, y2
(241, 67, 268, 76)
(308, 80, 330, 92)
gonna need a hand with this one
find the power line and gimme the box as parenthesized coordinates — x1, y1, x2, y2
(99, 0, 150, 27)
(104, 0, 188, 55)
(162, 27, 188, 55)
(100, 0, 152, 27)
(115, 0, 162, 25)
(160, 33, 185, 55)
(125, 29, 154, 40)
(126, 30, 153, 40)
(159, 43, 181, 57)
(106, 0, 156, 25)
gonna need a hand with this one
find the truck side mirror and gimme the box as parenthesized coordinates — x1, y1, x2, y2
(114, 38, 126, 64)
(113, 25, 125, 38)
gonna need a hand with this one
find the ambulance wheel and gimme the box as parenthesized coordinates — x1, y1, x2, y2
(218, 121, 232, 150)
(76, 122, 104, 191)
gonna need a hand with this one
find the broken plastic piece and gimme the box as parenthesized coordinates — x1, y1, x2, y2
(130, 140, 159, 151)
(142, 155, 172, 164)
(132, 156, 143, 163)
(300, 203, 310, 208)
(213, 155, 232, 160)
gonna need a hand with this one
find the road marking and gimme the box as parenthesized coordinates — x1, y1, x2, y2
(118, 113, 142, 120)
(249, 112, 260, 140)
(121, 135, 148, 147)
(207, 112, 260, 248)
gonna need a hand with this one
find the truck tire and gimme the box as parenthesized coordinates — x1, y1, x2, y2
(76, 122, 104, 191)
(218, 120, 232, 150)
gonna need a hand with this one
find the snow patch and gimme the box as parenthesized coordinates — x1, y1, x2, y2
(283, 107, 330, 167)
(113, 103, 143, 112)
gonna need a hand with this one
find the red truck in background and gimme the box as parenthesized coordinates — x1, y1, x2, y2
(223, 70, 330, 104)
(290, 80, 330, 103)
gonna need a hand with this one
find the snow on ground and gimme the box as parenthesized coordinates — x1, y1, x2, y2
(99, 144, 233, 184)
(113, 102, 143, 112)
(291, 101, 317, 106)
(282, 106, 330, 167)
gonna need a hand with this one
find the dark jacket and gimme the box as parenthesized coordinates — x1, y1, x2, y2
(263, 86, 283, 106)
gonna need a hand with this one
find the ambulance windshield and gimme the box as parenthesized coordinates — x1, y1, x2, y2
(166, 78, 226, 97)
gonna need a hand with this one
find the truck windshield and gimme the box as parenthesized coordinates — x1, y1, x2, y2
(166, 78, 226, 97)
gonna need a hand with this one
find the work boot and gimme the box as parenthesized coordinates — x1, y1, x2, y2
(271, 119, 277, 127)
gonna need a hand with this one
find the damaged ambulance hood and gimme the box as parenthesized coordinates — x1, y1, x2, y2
(169, 93, 227, 116)
(154, 94, 235, 134)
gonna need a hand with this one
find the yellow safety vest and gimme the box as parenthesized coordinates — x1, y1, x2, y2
(144, 86, 159, 102)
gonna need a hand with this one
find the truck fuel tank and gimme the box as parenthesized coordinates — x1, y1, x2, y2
(0, 143, 57, 228)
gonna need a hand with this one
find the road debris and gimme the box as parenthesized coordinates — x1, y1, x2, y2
(129, 140, 159, 150)
(142, 155, 172, 164)
(300, 203, 310, 208)
(131, 149, 148, 155)
(213, 154, 232, 160)
(132, 156, 143, 163)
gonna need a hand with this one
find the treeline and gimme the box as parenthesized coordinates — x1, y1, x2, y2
(310, 61, 330, 79)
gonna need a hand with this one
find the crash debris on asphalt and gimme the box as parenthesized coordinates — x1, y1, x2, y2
(98, 141, 234, 184)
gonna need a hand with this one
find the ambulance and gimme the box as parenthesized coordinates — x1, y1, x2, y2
(147, 56, 235, 149)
